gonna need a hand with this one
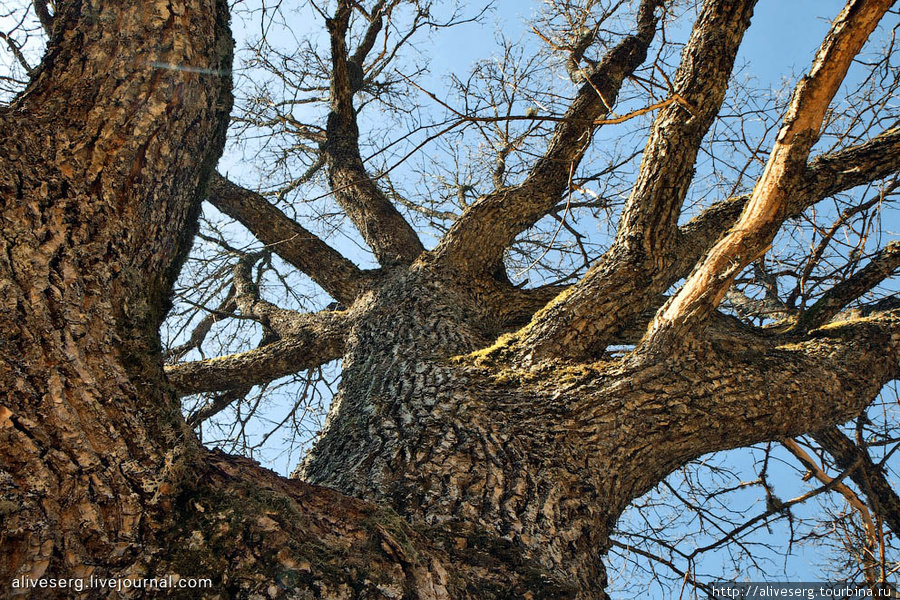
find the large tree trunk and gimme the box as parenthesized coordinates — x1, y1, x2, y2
(0, 0, 233, 594)
(295, 263, 896, 597)
(3, 0, 900, 599)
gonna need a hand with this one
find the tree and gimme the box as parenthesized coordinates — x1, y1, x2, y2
(2, 0, 900, 597)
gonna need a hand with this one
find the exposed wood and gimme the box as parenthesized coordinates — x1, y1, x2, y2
(643, 0, 894, 352)
(477, 0, 759, 363)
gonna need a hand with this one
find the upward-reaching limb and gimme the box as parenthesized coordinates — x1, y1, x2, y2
(470, 0, 758, 363)
(642, 0, 895, 353)
(322, 0, 425, 267)
(431, 0, 666, 277)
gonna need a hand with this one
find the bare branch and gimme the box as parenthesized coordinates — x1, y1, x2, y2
(165, 309, 350, 395)
(166, 286, 237, 361)
(813, 426, 900, 538)
(323, 0, 425, 266)
(616, 0, 757, 260)
(643, 0, 894, 353)
(675, 126, 900, 285)
(208, 173, 376, 305)
(795, 241, 900, 331)
(481, 0, 759, 363)
(432, 0, 665, 277)
(186, 386, 252, 427)
(0, 31, 33, 76)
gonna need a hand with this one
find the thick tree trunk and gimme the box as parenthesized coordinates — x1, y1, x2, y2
(0, 0, 233, 594)
(3, 1, 899, 599)
(297, 263, 897, 597)
(298, 267, 615, 593)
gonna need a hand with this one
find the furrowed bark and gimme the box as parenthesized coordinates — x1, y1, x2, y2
(323, 0, 425, 267)
(0, 0, 234, 592)
(207, 173, 376, 305)
(6, 1, 900, 598)
(643, 0, 894, 353)
(301, 258, 900, 595)
(432, 0, 664, 277)
(575, 311, 900, 514)
(485, 0, 758, 363)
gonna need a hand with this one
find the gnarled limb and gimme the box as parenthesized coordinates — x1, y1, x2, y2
(208, 173, 376, 305)
(165, 308, 349, 395)
(572, 310, 900, 512)
(432, 0, 665, 276)
(643, 0, 894, 353)
(615, 0, 757, 258)
(674, 126, 900, 281)
(323, 0, 424, 267)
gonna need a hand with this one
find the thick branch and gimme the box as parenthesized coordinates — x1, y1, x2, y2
(616, 0, 757, 258)
(675, 126, 900, 278)
(432, 0, 664, 276)
(32, 0, 53, 35)
(795, 241, 900, 331)
(643, 0, 893, 352)
(208, 173, 374, 305)
(485, 0, 758, 363)
(572, 311, 900, 510)
(165, 310, 349, 395)
(323, 1, 425, 267)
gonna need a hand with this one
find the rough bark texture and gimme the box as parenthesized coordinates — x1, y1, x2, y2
(3, 0, 900, 599)
(0, 0, 235, 594)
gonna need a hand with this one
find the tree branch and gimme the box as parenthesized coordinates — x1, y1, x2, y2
(572, 310, 900, 509)
(615, 0, 757, 259)
(813, 426, 900, 538)
(479, 0, 758, 363)
(795, 241, 900, 331)
(165, 309, 349, 395)
(322, 0, 425, 267)
(642, 0, 893, 353)
(432, 0, 665, 276)
(674, 126, 900, 279)
(208, 173, 375, 305)
(32, 0, 53, 35)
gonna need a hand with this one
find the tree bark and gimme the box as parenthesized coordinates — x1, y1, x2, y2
(3, 1, 900, 599)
